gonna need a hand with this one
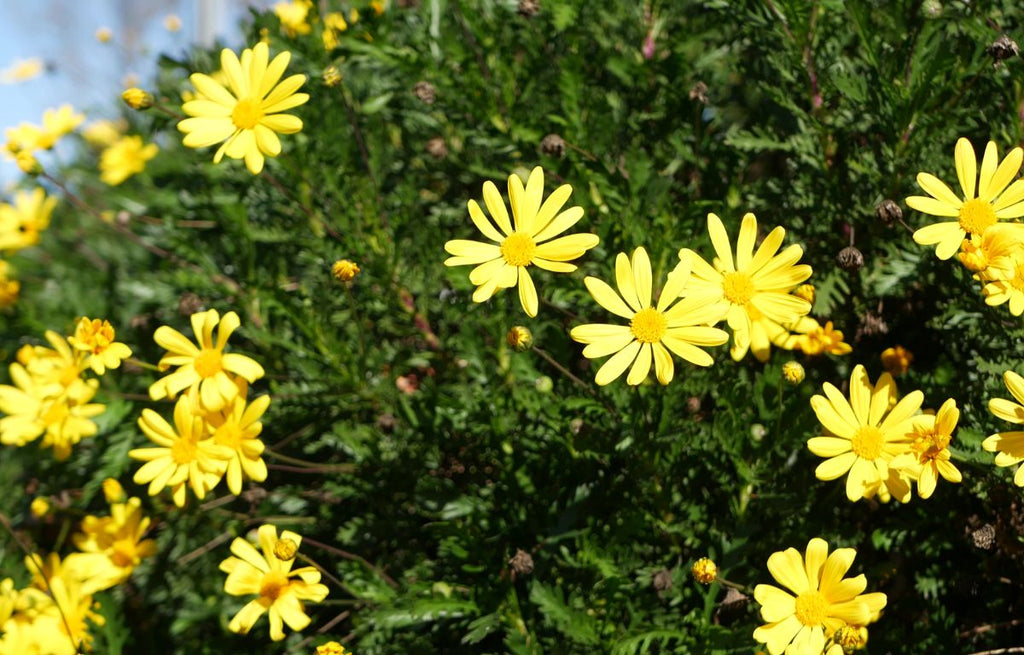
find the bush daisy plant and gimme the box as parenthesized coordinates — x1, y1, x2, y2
(7, 3, 1024, 654)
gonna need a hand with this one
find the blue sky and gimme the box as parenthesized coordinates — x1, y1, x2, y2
(0, 0, 270, 187)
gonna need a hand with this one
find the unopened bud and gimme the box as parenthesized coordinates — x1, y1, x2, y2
(315, 642, 351, 655)
(30, 497, 51, 519)
(506, 326, 533, 351)
(332, 259, 360, 282)
(274, 538, 299, 561)
(102, 478, 126, 504)
(793, 283, 815, 305)
(691, 557, 717, 584)
(322, 65, 342, 87)
(122, 87, 154, 110)
(15, 152, 41, 176)
(781, 361, 805, 385)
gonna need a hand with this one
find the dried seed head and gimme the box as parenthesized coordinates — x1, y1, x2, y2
(540, 133, 566, 158)
(689, 81, 709, 104)
(426, 137, 448, 158)
(517, 0, 540, 17)
(836, 246, 865, 272)
(413, 81, 436, 104)
(876, 199, 903, 226)
(509, 548, 534, 575)
(178, 292, 204, 316)
(987, 35, 1020, 64)
(971, 524, 996, 550)
(857, 311, 889, 338)
(652, 569, 673, 591)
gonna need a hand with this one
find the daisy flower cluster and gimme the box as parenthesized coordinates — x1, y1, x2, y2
(0, 317, 130, 460)
(1, 104, 83, 174)
(0, 479, 156, 654)
(129, 309, 270, 506)
(445, 167, 854, 386)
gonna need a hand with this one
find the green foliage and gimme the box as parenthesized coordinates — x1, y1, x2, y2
(4, 0, 1024, 653)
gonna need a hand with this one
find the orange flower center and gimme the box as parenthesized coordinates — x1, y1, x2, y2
(850, 425, 884, 460)
(629, 307, 667, 344)
(500, 232, 536, 267)
(110, 539, 137, 568)
(958, 198, 997, 235)
(793, 590, 828, 626)
(231, 98, 265, 130)
(259, 571, 290, 602)
(194, 349, 223, 378)
(721, 271, 755, 305)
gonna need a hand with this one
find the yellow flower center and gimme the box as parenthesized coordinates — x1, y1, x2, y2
(231, 98, 265, 130)
(41, 399, 69, 427)
(214, 422, 243, 450)
(721, 271, 755, 305)
(912, 431, 950, 461)
(958, 198, 997, 235)
(170, 437, 198, 464)
(194, 349, 224, 378)
(110, 539, 137, 568)
(1010, 263, 1024, 292)
(259, 571, 290, 601)
(629, 307, 667, 344)
(850, 425, 884, 460)
(793, 590, 828, 626)
(500, 232, 536, 267)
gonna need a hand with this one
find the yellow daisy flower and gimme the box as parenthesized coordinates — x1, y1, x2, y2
(275, 0, 313, 36)
(99, 135, 158, 185)
(785, 317, 852, 357)
(890, 398, 962, 499)
(0, 188, 56, 252)
(0, 57, 44, 84)
(570, 249, 728, 385)
(444, 166, 599, 317)
(880, 345, 913, 376)
(129, 397, 233, 507)
(219, 524, 329, 641)
(981, 249, 1024, 315)
(957, 223, 1024, 280)
(753, 537, 886, 655)
(67, 496, 157, 591)
(0, 260, 20, 309)
(67, 317, 133, 375)
(808, 364, 923, 502)
(983, 370, 1024, 487)
(178, 42, 309, 174)
(208, 378, 271, 495)
(908, 138, 1024, 260)
(149, 309, 265, 412)
(680, 212, 812, 361)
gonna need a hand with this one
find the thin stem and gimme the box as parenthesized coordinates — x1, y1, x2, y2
(127, 357, 162, 372)
(301, 536, 399, 589)
(296, 552, 355, 597)
(288, 610, 352, 653)
(264, 450, 355, 473)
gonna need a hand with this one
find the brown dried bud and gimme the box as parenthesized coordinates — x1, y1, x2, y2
(178, 292, 204, 317)
(686, 396, 702, 414)
(540, 133, 565, 158)
(517, 0, 540, 17)
(987, 35, 1020, 64)
(876, 199, 903, 226)
(652, 569, 673, 592)
(971, 524, 996, 550)
(426, 137, 448, 159)
(857, 311, 889, 338)
(836, 246, 864, 272)
(413, 81, 436, 105)
(509, 548, 534, 575)
(689, 81, 709, 104)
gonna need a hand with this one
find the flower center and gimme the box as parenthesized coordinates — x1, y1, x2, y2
(194, 349, 223, 378)
(850, 425, 884, 460)
(793, 591, 828, 626)
(170, 437, 198, 464)
(500, 232, 536, 267)
(110, 539, 137, 568)
(629, 307, 668, 344)
(231, 98, 264, 130)
(958, 198, 997, 235)
(1010, 263, 1024, 292)
(41, 399, 69, 427)
(721, 271, 755, 305)
(214, 422, 243, 450)
(259, 571, 290, 602)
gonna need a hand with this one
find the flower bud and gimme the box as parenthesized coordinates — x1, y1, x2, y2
(691, 557, 717, 584)
(273, 537, 299, 561)
(332, 259, 360, 282)
(15, 152, 41, 176)
(315, 642, 351, 655)
(30, 497, 50, 519)
(122, 87, 154, 110)
(322, 66, 342, 87)
(793, 283, 815, 305)
(103, 478, 126, 504)
(506, 326, 533, 352)
(782, 361, 805, 385)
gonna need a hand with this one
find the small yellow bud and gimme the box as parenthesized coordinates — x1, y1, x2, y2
(30, 497, 51, 519)
(122, 87, 154, 110)
(315, 642, 351, 655)
(371, 0, 386, 15)
(832, 623, 868, 649)
(332, 259, 360, 282)
(103, 478, 126, 504)
(690, 557, 717, 584)
(95, 27, 113, 43)
(880, 345, 912, 376)
(15, 152, 41, 176)
(163, 14, 182, 32)
(506, 326, 533, 352)
(16, 344, 37, 366)
(793, 283, 815, 304)
(781, 361, 805, 385)
(274, 537, 299, 561)
(322, 65, 342, 87)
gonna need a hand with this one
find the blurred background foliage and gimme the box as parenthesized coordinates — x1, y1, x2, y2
(4, 0, 1024, 652)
